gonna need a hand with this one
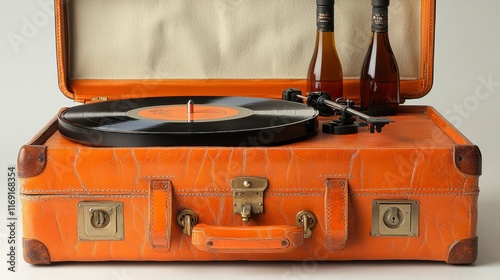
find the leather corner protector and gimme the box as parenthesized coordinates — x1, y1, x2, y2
(447, 237, 478, 265)
(454, 145, 482, 176)
(18, 145, 48, 178)
(23, 238, 51, 265)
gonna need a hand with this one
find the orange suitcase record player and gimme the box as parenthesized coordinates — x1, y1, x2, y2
(18, 0, 481, 264)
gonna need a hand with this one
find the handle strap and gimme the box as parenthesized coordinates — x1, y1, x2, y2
(325, 178, 349, 250)
(149, 180, 172, 252)
(191, 224, 304, 254)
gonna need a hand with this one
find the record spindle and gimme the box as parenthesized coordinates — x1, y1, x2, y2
(187, 100, 194, 122)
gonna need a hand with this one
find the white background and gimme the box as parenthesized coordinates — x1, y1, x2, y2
(1, 0, 499, 279)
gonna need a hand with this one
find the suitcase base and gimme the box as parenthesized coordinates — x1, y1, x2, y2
(18, 106, 480, 264)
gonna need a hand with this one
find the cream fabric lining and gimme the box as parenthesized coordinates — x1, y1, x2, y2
(68, 0, 421, 80)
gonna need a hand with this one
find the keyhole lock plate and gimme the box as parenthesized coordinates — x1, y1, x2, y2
(78, 201, 124, 241)
(371, 200, 419, 237)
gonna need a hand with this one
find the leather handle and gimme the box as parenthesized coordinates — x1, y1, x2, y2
(191, 224, 304, 254)
(190, 178, 349, 253)
(149, 180, 172, 252)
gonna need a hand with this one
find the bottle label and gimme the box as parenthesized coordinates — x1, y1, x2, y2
(317, 6, 334, 32)
(372, 7, 388, 32)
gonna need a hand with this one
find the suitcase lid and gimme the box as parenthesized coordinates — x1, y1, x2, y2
(55, 0, 435, 103)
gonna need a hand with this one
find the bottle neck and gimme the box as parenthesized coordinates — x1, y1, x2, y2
(315, 30, 336, 47)
(371, 31, 391, 48)
(371, 6, 389, 33)
(316, 5, 334, 32)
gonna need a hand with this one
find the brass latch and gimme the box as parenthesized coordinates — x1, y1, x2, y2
(296, 210, 317, 239)
(230, 177, 268, 222)
(177, 209, 198, 236)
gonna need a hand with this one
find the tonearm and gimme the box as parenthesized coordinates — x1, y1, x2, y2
(282, 88, 394, 135)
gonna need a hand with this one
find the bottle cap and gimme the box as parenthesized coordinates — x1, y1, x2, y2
(372, 0, 390, 6)
(317, 0, 335, 6)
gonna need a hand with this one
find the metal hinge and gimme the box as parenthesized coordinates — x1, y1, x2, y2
(230, 177, 268, 222)
(89, 96, 108, 103)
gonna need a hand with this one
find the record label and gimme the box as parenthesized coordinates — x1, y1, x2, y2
(127, 105, 253, 123)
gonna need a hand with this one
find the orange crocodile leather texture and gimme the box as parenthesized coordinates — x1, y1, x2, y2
(19, 106, 480, 264)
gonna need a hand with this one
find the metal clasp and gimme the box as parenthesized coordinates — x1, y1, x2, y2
(177, 209, 198, 236)
(230, 177, 268, 222)
(296, 210, 317, 239)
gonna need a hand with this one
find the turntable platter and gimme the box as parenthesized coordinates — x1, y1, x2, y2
(58, 96, 318, 147)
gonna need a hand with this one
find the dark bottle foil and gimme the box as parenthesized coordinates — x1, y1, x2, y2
(317, 5, 334, 32)
(372, 7, 388, 32)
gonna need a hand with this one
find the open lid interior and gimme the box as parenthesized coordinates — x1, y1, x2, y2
(56, 0, 435, 103)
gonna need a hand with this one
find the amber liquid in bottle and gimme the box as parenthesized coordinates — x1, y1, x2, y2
(307, 0, 343, 100)
(360, 0, 399, 116)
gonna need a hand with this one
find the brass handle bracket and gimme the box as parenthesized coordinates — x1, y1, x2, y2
(177, 209, 198, 236)
(296, 210, 317, 239)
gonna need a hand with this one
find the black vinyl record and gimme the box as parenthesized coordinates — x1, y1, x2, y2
(58, 96, 318, 147)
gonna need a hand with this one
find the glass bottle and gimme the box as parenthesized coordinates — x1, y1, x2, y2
(307, 0, 343, 100)
(360, 0, 400, 116)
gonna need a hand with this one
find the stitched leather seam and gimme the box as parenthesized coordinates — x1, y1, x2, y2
(352, 193, 479, 197)
(22, 188, 325, 194)
(174, 193, 326, 197)
(21, 188, 478, 194)
(20, 192, 479, 198)
(353, 188, 478, 192)
(175, 193, 232, 197)
(20, 194, 148, 201)
(342, 183, 348, 247)
(20, 192, 478, 201)
(149, 182, 155, 249)
(56, 0, 63, 95)
(266, 193, 324, 197)
(20, 191, 478, 196)
(175, 189, 325, 192)
(326, 182, 331, 249)
(22, 190, 150, 193)
(318, 174, 352, 178)
(164, 193, 326, 197)
(166, 183, 171, 251)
